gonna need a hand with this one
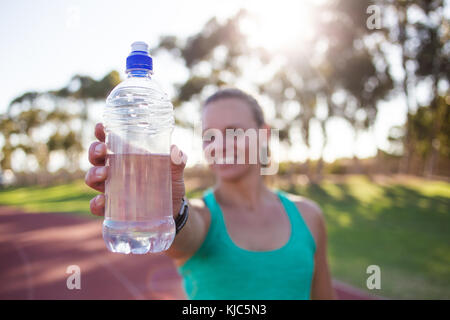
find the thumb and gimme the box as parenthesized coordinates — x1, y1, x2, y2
(170, 145, 187, 178)
(170, 145, 187, 215)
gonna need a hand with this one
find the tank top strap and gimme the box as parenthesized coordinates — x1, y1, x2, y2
(201, 188, 222, 240)
(275, 189, 317, 253)
(202, 188, 219, 218)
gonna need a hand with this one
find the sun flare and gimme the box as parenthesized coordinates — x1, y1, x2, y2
(241, 0, 317, 52)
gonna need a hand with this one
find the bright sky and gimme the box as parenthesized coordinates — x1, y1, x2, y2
(0, 0, 412, 170)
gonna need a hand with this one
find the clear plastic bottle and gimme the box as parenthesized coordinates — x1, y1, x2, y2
(102, 41, 175, 254)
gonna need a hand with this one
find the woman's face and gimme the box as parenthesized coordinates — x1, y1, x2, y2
(202, 97, 263, 182)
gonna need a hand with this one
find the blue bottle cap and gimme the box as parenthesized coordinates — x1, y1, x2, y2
(126, 41, 153, 72)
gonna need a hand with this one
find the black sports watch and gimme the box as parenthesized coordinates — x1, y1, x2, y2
(175, 197, 189, 235)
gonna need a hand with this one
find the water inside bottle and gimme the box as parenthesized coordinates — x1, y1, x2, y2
(102, 153, 175, 254)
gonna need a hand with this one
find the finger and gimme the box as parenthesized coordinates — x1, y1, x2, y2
(95, 123, 106, 142)
(88, 142, 106, 166)
(84, 166, 107, 192)
(90, 194, 105, 216)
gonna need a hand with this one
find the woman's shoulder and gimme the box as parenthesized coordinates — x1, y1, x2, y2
(188, 197, 212, 224)
(281, 192, 326, 247)
(189, 197, 209, 212)
(281, 192, 323, 218)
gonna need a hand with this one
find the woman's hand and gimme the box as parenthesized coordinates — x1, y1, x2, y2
(85, 122, 187, 218)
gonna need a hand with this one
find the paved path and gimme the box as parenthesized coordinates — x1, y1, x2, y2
(0, 207, 379, 300)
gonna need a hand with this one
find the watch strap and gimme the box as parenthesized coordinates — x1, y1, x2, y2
(175, 197, 189, 235)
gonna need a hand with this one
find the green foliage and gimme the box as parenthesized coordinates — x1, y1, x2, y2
(47, 131, 82, 152)
(408, 95, 450, 158)
(181, 14, 247, 68)
(52, 71, 121, 100)
(327, 160, 347, 175)
(175, 76, 211, 107)
(8, 91, 39, 107)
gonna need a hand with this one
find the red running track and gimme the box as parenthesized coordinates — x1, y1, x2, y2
(0, 207, 380, 300)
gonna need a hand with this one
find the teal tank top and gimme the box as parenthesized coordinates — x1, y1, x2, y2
(176, 189, 316, 300)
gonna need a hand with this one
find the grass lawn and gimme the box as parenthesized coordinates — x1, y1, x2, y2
(1, 175, 449, 299)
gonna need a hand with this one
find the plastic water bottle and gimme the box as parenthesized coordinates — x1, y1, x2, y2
(102, 41, 175, 254)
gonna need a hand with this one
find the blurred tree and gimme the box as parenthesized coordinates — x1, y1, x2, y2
(0, 71, 120, 173)
(260, 0, 394, 178)
(152, 3, 395, 179)
(385, 0, 449, 175)
(152, 11, 249, 126)
(403, 95, 449, 174)
(2, 0, 448, 179)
